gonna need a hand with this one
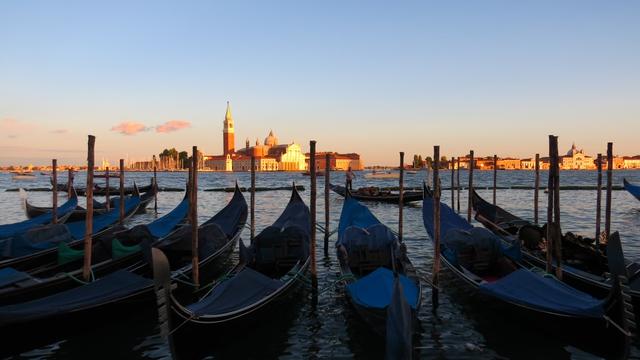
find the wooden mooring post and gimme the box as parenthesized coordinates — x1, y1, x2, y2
(595, 153, 602, 246)
(153, 157, 158, 214)
(534, 153, 539, 224)
(456, 157, 460, 213)
(432, 145, 441, 310)
(250, 155, 256, 241)
(191, 146, 199, 287)
(119, 159, 125, 225)
(83, 135, 96, 282)
(52, 159, 58, 224)
(324, 153, 330, 255)
(450, 157, 455, 210)
(551, 136, 562, 280)
(309, 141, 317, 282)
(105, 166, 110, 211)
(467, 150, 474, 222)
(399, 152, 404, 242)
(493, 154, 497, 206)
(605, 143, 613, 240)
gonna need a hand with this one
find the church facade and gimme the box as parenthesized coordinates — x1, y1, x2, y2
(204, 102, 308, 171)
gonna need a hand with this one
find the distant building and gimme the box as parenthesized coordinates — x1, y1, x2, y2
(559, 143, 595, 170)
(496, 158, 521, 170)
(623, 156, 640, 169)
(311, 152, 364, 171)
(203, 103, 322, 171)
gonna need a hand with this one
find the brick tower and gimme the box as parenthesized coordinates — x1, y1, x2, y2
(223, 101, 235, 155)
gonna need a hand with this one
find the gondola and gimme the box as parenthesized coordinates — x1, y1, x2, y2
(0, 188, 78, 240)
(0, 185, 142, 269)
(330, 183, 423, 204)
(423, 186, 632, 357)
(623, 178, 640, 202)
(25, 180, 157, 221)
(52, 178, 154, 196)
(471, 189, 640, 320)
(0, 189, 190, 305)
(0, 184, 248, 353)
(336, 191, 421, 358)
(151, 186, 309, 351)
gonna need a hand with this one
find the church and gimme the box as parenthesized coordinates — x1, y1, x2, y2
(204, 102, 307, 171)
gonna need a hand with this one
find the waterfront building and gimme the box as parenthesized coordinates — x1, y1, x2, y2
(623, 156, 640, 169)
(312, 152, 364, 171)
(559, 143, 596, 170)
(496, 158, 521, 170)
(203, 103, 320, 171)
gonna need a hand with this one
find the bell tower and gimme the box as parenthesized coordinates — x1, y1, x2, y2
(223, 101, 235, 155)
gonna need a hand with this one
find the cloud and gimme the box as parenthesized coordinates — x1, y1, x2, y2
(50, 129, 68, 134)
(111, 121, 150, 135)
(156, 120, 191, 133)
(1, 118, 35, 132)
(7, 134, 18, 139)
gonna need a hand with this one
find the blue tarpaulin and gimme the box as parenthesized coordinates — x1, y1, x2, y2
(385, 276, 413, 360)
(0, 270, 152, 325)
(147, 194, 189, 238)
(479, 269, 605, 318)
(347, 267, 419, 310)
(337, 197, 382, 247)
(187, 267, 283, 316)
(65, 195, 141, 240)
(422, 193, 473, 240)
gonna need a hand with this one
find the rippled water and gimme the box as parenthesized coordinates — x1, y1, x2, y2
(2, 169, 640, 359)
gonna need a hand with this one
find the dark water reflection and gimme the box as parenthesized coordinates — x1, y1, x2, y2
(2, 170, 640, 359)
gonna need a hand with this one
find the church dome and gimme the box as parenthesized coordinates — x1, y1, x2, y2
(264, 130, 278, 147)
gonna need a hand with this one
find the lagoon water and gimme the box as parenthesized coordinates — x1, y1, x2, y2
(2, 169, 640, 359)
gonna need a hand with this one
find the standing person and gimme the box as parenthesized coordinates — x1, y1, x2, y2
(346, 166, 356, 191)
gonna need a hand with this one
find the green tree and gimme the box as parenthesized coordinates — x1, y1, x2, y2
(179, 151, 189, 169)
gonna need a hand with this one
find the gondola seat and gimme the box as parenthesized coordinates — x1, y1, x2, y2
(254, 226, 309, 274)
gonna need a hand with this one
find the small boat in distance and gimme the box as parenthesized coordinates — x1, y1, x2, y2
(12, 172, 36, 181)
(330, 184, 423, 204)
(364, 171, 399, 179)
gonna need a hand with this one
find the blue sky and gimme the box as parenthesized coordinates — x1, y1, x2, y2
(1, 1, 638, 165)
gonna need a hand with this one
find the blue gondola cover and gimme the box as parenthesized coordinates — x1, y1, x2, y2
(187, 267, 284, 316)
(385, 276, 413, 360)
(0, 270, 152, 325)
(479, 269, 605, 318)
(347, 267, 419, 310)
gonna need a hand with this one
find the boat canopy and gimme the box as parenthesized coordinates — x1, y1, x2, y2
(479, 269, 605, 318)
(346, 267, 419, 310)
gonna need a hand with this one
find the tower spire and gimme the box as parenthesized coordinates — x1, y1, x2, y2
(222, 101, 235, 155)
(225, 101, 233, 123)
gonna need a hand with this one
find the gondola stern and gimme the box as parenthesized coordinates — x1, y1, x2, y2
(151, 248, 174, 340)
(602, 232, 635, 347)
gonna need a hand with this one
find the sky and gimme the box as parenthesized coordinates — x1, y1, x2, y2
(1, 1, 639, 166)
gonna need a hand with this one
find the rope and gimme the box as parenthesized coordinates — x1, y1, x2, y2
(60, 269, 95, 285)
(603, 315, 632, 337)
(167, 313, 196, 337)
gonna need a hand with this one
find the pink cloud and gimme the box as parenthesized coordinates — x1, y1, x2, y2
(50, 129, 68, 134)
(156, 120, 191, 133)
(1, 118, 35, 132)
(111, 121, 150, 135)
